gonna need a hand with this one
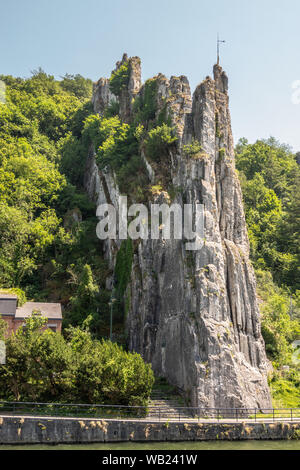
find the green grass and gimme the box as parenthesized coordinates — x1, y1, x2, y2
(0, 403, 148, 419)
(249, 410, 300, 420)
(270, 376, 300, 409)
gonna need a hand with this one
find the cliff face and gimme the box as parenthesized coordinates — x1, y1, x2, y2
(84, 55, 272, 409)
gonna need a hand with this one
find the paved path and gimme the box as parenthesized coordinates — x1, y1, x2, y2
(0, 413, 299, 424)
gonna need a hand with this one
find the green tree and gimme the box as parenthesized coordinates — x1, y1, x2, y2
(236, 138, 300, 290)
(0, 314, 74, 401)
(0, 317, 154, 405)
(145, 124, 177, 161)
(60, 74, 93, 101)
(68, 327, 154, 405)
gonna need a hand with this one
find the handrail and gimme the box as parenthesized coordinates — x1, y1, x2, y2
(1, 401, 300, 410)
(0, 400, 299, 422)
(0, 401, 300, 410)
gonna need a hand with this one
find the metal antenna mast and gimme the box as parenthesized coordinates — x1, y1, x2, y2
(217, 34, 226, 65)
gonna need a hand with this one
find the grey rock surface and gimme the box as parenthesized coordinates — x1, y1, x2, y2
(84, 56, 272, 410)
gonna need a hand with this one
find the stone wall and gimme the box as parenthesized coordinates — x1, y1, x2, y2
(0, 416, 299, 444)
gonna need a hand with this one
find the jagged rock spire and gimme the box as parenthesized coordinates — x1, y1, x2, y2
(85, 57, 272, 410)
(93, 53, 141, 122)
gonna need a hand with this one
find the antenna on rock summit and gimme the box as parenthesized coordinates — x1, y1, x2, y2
(217, 33, 226, 65)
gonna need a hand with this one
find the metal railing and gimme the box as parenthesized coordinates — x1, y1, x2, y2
(0, 401, 299, 422)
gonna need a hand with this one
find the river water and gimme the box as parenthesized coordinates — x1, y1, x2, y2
(1, 441, 300, 450)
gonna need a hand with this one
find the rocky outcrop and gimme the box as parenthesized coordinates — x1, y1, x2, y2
(92, 78, 114, 115)
(84, 55, 272, 410)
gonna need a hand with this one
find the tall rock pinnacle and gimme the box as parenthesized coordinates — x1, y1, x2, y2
(85, 55, 272, 410)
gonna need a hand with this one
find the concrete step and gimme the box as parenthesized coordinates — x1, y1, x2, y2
(150, 391, 177, 397)
(149, 405, 188, 408)
(148, 413, 193, 419)
(149, 399, 185, 405)
(149, 408, 185, 412)
(147, 396, 192, 420)
(149, 401, 182, 405)
(148, 411, 188, 414)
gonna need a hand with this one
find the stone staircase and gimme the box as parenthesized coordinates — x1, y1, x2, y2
(147, 386, 192, 421)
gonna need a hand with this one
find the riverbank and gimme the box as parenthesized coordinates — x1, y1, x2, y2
(0, 416, 300, 444)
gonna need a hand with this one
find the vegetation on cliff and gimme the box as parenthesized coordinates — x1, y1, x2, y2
(145, 123, 177, 161)
(132, 78, 158, 123)
(84, 114, 149, 201)
(109, 61, 130, 97)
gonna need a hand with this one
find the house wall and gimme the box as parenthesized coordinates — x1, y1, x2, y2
(46, 321, 62, 333)
(1, 317, 62, 335)
(13, 319, 62, 333)
(0, 315, 15, 337)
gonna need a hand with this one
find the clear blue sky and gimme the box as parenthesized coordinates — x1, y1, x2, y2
(1, 0, 300, 150)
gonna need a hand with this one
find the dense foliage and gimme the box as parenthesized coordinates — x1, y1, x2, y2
(133, 78, 158, 123)
(0, 69, 156, 405)
(145, 123, 177, 161)
(236, 138, 300, 406)
(0, 70, 116, 338)
(0, 315, 154, 405)
(114, 240, 134, 299)
(0, 66, 299, 408)
(109, 61, 130, 97)
(236, 137, 300, 290)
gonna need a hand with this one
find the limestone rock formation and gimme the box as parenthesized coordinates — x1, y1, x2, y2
(84, 55, 272, 410)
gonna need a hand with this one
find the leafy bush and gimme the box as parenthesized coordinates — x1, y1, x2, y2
(183, 139, 203, 158)
(0, 288, 27, 306)
(109, 62, 130, 97)
(115, 240, 134, 298)
(145, 124, 177, 161)
(256, 269, 300, 365)
(95, 116, 132, 169)
(59, 133, 87, 186)
(70, 327, 154, 405)
(261, 293, 300, 363)
(269, 371, 300, 408)
(133, 78, 158, 123)
(104, 100, 120, 118)
(0, 315, 154, 405)
(157, 103, 172, 127)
